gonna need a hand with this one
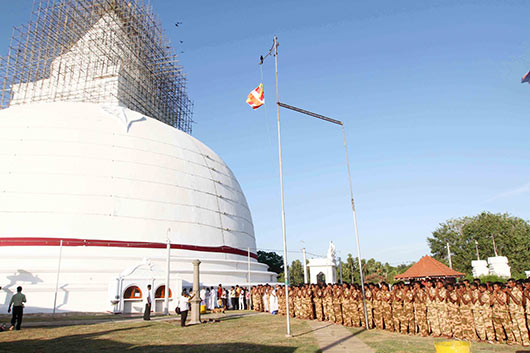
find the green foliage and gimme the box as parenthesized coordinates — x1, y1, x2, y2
(337, 255, 413, 284)
(257, 250, 283, 274)
(277, 259, 305, 286)
(462, 274, 510, 283)
(427, 212, 530, 277)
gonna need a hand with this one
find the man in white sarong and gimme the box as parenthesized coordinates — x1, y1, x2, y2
(200, 287, 206, 308)
(270, 288, 278, 314)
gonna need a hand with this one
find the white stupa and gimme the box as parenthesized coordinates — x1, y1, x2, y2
(0, 0, 275, 313)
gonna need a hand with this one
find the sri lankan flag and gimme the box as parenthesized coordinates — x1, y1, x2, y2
(246, 83, 264, 109)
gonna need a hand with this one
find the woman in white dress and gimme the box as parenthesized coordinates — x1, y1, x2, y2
(269, 288, 278, 314)
(208, 286, 216, 309)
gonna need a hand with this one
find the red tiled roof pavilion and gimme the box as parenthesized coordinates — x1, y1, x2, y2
(395, 255, 465, 280)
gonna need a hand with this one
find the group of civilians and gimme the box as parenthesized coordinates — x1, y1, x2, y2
(200, 284, 250, 311)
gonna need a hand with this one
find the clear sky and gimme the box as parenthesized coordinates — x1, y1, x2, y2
(1, 1, 529, 266)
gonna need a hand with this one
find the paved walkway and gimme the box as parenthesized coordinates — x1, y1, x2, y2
(307, 321, 375, 353)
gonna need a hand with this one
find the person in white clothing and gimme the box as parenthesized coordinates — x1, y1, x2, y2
(199, 287, 206, 307)
(178, 291, 195, 327)
(205, 288, 210, 310)
(238, 288, 245, 310)
(143, 284, 152, 321)
(209, 286, 217, 309)
(269, 288, 278, 314)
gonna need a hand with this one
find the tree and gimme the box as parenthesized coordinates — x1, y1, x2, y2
(277, 259, 305, 286)
(289, 260, 305, 286)
(257, 250, 283, 274)
(427, 212, 530, 278)
(337, 254, 413, 284)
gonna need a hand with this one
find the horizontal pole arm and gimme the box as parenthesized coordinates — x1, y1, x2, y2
(277, 102, 343, 126)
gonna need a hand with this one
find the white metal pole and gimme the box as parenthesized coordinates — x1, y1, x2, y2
(302, 247, 308, 284)
(339, 256, 343, 284)
(52, 239, 63, 316)
(492, 234, 499, 256)
(341, 124, 369, 329)
(446, 242, 452, 269)
(273, 35, 291, 337)
(165, 234, 171, 315)
(247, 247, 251, 310)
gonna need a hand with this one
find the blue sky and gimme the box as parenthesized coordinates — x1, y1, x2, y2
(1, 1, 529, 265)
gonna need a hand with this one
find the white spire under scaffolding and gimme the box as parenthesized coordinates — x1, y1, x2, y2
(0, 0, 193, 133)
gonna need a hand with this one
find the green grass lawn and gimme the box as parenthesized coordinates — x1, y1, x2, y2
(348, 327, 530, 353)
(0, 313, 320, 353)
(1, 312, 528, 353)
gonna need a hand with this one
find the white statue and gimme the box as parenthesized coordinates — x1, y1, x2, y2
(327, 241, 336, 264)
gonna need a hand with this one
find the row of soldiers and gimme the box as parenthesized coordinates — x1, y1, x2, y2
(250, 278, 530, 346)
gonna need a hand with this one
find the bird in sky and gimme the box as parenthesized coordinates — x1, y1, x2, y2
(175, 22, 183, 27)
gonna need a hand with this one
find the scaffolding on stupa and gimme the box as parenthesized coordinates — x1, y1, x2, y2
(0, 0, 193, 134)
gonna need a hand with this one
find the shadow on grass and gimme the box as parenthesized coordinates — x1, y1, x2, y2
(293, 322, 334, 338)
(0, 324, 300, 353)
(319, 328, 366, 351)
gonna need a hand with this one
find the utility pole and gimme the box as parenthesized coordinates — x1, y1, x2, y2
(302, 247, 308, 284)
(446, 242, 452, 269)
(492, 234, 499, 256)
(339, 257, 343, 284)
(474, 240, 480, 260)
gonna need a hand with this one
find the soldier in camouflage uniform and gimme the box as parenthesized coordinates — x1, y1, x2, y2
(365, 283, 374, 329)
(324, 285, 334, 322)
(524, 280, 530, 336)
(478, 283, 495, 342)
(277, 285, 285, 316)
(332, 284, 343, 324)
(288, 286, 295, 318)
(413, 281, 428, 336)
(446, 283, 461, 338)
(314, 285, 324, 321)
(491, 282, 515, 344)
(391, 283, 403, 333)
(435, 281, 451, 337)
(357, 285, 367, 328)
(341, 285, 353, 327)
(425, 280, 439, 336)
(304, 285, 315, 320)
(381, 282, 394, 331)
(352, 286, 362, 327)
(469, 282, 482, 341)
(372, 285, 384, 330)
(402, 283, 415, 334)
(294, 287, 302, 318)
(506, 279, 529, 346)
(457, 283, 476, 341)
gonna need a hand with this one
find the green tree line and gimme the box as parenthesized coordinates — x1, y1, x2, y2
(427, 212, 530, 278)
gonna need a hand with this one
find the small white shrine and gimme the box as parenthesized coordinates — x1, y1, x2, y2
(471, 256, 511, 278)
(487, 256, 511, 278)
(308, 242, 337, 284)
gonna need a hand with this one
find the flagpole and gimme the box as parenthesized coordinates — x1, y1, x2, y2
(273, 35, 291, 337)
(271, 101, 369, 329)
(342, 124, 369, 329)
